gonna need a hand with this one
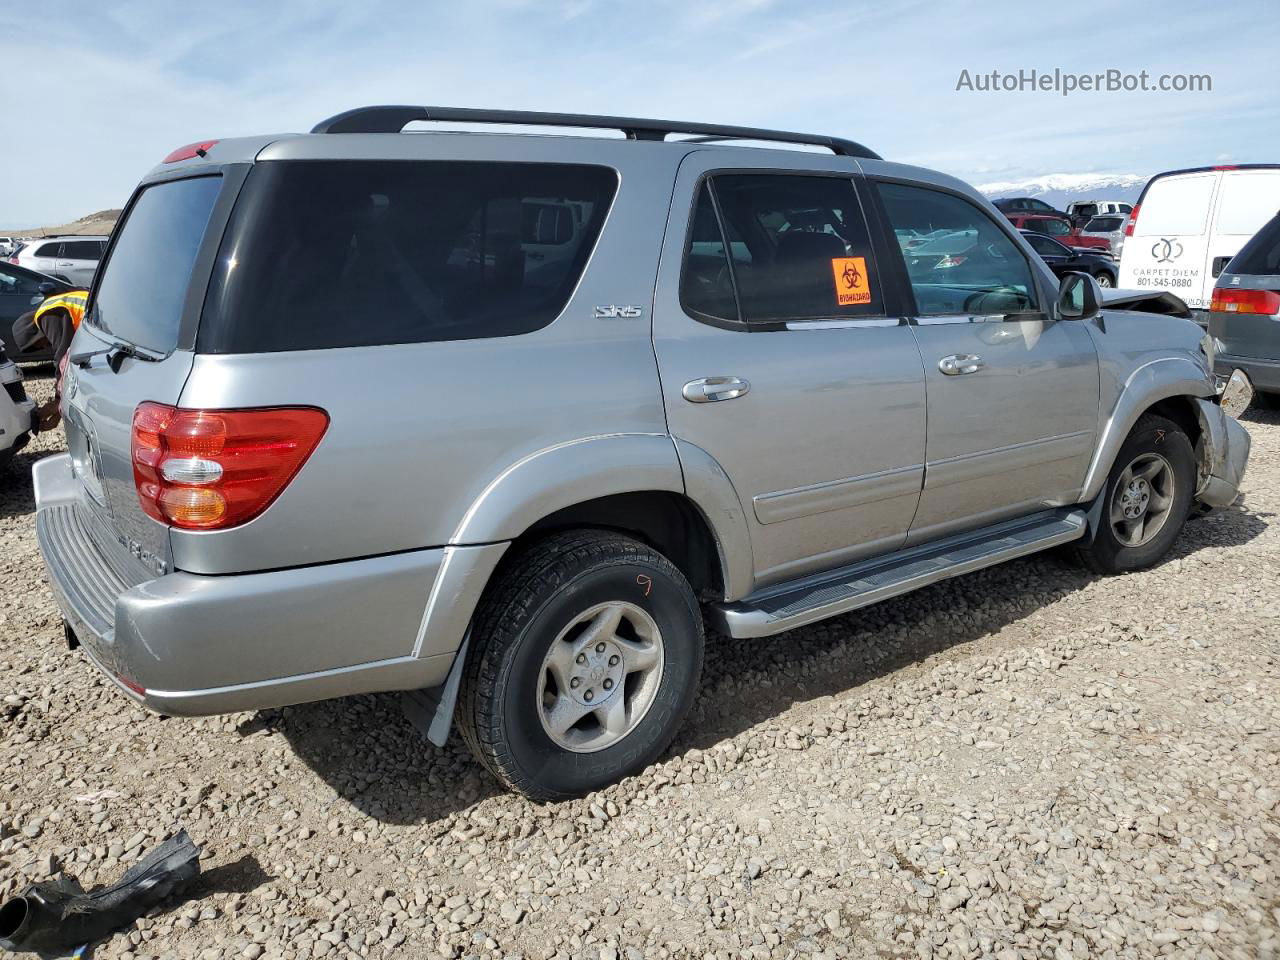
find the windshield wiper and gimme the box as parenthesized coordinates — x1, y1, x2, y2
(69, 339, 164, 372)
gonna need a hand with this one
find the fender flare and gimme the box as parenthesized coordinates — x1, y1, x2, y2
(1080, 357, 1214, 502)
(671, 439, 754, 601)
(449, 433, 686, 545)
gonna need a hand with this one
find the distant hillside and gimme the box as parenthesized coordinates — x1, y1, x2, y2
(976, 173, 1148, 210)
(3, 208, 121, 238)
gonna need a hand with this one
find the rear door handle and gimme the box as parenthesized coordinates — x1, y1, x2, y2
(683, 376, 751, 403)
(938, 354, 985, 376)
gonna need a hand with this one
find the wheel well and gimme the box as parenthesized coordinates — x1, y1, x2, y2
(517, 492, 725, 600)
(1145, 395, 1202, 448)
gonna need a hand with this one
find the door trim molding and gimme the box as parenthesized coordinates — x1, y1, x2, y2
(924, 430, 1094, 490)
(753, 463, 924, 525)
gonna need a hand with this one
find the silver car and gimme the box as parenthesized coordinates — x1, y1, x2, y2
(1079, 214, 1129, 259)
(33, 107, 1252, 800)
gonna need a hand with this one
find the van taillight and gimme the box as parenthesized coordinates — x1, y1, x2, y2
(1209, 288, 1280, 316)
(131, 404, 328, 530)
(1124, 204, 1140, 237)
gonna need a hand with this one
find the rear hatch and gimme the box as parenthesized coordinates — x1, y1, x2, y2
(1210, 213, 1280, 361)
(61, 171, 235, 576)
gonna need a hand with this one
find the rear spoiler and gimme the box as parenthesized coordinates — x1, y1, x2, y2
(1101, 287, 1192, 319)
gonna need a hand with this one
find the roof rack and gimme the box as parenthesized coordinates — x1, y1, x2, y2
(309, 105, 881, 160)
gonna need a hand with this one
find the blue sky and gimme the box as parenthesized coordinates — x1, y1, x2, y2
(3, 0, 1277, 226)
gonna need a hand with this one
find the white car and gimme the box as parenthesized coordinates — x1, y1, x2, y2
(1118, 165, 1280, 325)
(12, 235, 108, 286)
(1066, 200, 1133, 221)
(0, 237, 16, 257)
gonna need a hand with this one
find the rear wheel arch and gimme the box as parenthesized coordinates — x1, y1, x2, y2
(515, 491, 725, 602)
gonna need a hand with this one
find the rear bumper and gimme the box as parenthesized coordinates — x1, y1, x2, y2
(33, 453, 505, 716)
(1216, 354, 1280, 394)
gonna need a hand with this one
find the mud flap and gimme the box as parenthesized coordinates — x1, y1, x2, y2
(401, 630, 471, 748)
(1080, 488, 1107, 546)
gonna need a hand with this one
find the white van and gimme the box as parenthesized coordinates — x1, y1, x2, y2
(1118, 165, 1280, 323)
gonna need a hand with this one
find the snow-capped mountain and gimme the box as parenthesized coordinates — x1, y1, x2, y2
(976, 173, 1148, 210)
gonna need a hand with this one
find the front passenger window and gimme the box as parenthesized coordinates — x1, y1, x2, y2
(877, 183, 1040, 317)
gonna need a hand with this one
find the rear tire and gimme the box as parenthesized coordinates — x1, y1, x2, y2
(1074, 414, 1195, 574)
(1254, 392, 1280, 411)
(458, 530, 704, 801)
(1094, 270, 1114, 287)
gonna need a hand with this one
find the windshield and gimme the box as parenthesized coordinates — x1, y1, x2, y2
(88, 176, 222, 354)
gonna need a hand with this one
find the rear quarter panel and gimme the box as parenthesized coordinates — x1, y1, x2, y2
(172, 137, 685, 575)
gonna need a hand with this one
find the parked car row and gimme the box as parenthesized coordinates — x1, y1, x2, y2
(992, 197, 1131, 258)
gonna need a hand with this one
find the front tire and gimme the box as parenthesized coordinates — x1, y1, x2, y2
(458, 530, 704, 800)
(1074, 414, 1195, 573)
(1094, 270, 1114, 287)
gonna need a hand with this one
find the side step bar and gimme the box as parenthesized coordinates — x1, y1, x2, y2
(711, 509, 1088, 639)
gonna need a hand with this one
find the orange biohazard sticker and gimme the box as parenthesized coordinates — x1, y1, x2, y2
(831, 256, 872, 306)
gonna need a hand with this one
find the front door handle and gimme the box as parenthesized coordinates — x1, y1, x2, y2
(683, 376, 751, 403)
(938, 354, 985, 376)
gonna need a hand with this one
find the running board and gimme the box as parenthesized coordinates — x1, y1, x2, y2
(711, 509, 1087, 639)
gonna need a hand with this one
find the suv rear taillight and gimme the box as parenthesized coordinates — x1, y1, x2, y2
(1209, 288, 1280, 316)
(131, 404, 329, 530)
(1123, 204, 1140, 238)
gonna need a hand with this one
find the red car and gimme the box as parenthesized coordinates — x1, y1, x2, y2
(1004, 213, 1112, 253)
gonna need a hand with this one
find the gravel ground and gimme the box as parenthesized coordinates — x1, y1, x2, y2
(2, 368, 1278, 960)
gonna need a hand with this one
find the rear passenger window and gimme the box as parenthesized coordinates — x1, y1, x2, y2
(201, 161, 618, 353)
(34, 242, 61, 258)
(878, 183, 1039, 316)
(62, 241, 102, 260)
(680, 174, 881, 325)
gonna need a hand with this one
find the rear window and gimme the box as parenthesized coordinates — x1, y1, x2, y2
(681, 174, 882, 324)
(1134, 174, 1215, 236)
(62, 240, 103, 260)
(89, 176, 222, 353)
(200, 160, 618, 353)
(1227, 214, 1280, 275)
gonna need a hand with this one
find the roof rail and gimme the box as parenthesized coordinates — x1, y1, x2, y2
(309, 105, 881, 160)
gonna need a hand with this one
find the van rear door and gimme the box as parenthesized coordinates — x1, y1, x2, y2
(1119, 171, 1217, 315)
(1207, 170, 1280, 289)
(62, 173, 233, 576)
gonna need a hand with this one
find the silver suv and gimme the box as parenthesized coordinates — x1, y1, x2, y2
(34, 107, 1252, 800)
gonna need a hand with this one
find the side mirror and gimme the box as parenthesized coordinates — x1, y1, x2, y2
(37, 281, 59, 296)
(1057, 272, 1102, 321)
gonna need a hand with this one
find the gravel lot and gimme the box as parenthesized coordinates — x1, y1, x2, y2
(2, 369, 1278, 960)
